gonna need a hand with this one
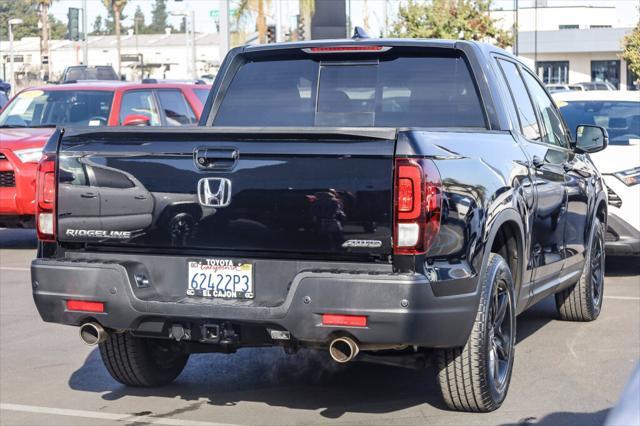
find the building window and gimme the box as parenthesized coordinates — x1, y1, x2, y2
(590, 25, 612, 29)
(628, 64, 639, 91)
(559, 24, 579, 30)
(536, 61, 569, 84)
(591, 60, 620, 89)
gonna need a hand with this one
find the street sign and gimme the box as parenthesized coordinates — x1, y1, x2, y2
(121, 54, 142, 62)
(42, 55, 49, 65)
(210, 9, 219, 18)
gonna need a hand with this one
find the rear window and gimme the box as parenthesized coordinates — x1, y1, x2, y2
(64, 66, 119, 81)
(213, 53, 485, 128)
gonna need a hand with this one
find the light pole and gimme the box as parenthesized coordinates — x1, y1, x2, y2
(82, 0, 89, 64)
(8, 18, 23, 95)
(170, 11, 190, 78)
(170, 10, 197, 80)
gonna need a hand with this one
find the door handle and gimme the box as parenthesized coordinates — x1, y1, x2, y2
(80, 192, 97, 198)
(531, 155, 545, 169)
(134, 195, 147, 200)
(194, 147, 238, 170)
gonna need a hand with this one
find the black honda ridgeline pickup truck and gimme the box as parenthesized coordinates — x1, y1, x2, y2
(32, 37, 609, 412)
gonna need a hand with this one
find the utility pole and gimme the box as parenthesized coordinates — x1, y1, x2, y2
(134, 15, 140, 79)
(40, 0, 50, 81)
(219, 0, 230, 60)
(82, 0, 88, 64)
(514, 0, 519, 56)
(190, 9, 196, 79)
(8, 19, 23, 94)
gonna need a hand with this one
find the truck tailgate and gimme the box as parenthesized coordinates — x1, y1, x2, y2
(56, 127, 396, 260)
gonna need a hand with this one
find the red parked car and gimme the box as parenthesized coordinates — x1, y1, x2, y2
(0, 81, 211, 228)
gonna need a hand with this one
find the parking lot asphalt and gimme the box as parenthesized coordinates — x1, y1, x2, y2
(1, 228, 639, 426)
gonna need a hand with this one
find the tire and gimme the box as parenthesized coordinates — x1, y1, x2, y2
(99, 332, 189, 387)
(436, 253, 516, 412)
(555, 216, 605, 322)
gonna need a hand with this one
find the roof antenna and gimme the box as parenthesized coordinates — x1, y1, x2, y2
(352, 26, 370, 40)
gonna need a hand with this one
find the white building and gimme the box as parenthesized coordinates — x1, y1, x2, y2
(1, 32, 222, 89)
(491, 5, 638, 90)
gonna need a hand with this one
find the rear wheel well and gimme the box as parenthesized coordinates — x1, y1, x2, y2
(490, 221, 522, 298)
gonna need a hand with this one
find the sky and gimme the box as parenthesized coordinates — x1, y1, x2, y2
(49, 0, 640, 37)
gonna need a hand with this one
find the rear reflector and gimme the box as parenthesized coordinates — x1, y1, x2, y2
(66, 300, 105, 313)
(322, 314, 368, 327)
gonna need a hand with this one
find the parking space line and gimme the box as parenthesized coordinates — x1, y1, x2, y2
(0, 267, 30, 272)
(0, 403, 239, 426)
(604, 296, 640, 301)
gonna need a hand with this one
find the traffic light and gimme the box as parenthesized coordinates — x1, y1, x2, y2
(266, 25, 276, 43)
(67, 7, 79, 41)
(296, 15, 305, 40)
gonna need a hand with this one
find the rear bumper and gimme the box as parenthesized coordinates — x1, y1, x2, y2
(606, 213, 640, 256)
(31, 255, 481, 348)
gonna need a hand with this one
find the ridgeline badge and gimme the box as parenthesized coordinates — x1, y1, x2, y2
(65, 229, 132, 239)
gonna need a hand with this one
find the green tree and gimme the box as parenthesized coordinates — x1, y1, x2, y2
(133, 6, 147, 34)
(621, 21, 640, 83)
(148, 0, 170, 34)
(91, 14, 105, 35)
(0, 0, 66, 41)
(389, 0, 512, 49)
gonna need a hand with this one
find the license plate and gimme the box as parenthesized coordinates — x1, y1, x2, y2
(187, 259, 254, 299)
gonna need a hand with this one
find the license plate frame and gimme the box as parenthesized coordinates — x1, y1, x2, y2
(186, 258, 254, 299)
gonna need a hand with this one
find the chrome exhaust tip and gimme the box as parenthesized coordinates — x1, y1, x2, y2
(329, 337, 360, 363)
(79, 322, 108, 346)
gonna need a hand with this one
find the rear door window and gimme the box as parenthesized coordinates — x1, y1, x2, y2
(214, 53, 485, 128)
(497, 59, 542, 141)
(119, 90, 161, 125)
(157, 90, 197, 126)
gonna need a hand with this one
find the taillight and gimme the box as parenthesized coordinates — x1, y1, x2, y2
(302, 46, 391, 54)
(36, 153, 56, 242)
(394, 158, 442, 255)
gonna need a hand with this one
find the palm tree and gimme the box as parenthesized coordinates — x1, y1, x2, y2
(103, 0, 128, 76)
(37, 0, 53, 80)
(298, 0, 315, 40)
(234, 0, 270, 44)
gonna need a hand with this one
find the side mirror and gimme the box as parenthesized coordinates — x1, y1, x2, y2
(573, 125, 608, 154)
(120, 75, 126, 81)
(122, 114, 150, 127)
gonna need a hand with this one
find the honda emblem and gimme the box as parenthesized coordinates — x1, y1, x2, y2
(198, 178, 232, 207)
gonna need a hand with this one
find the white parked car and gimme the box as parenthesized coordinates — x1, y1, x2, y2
(554, 91, 640, 256)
